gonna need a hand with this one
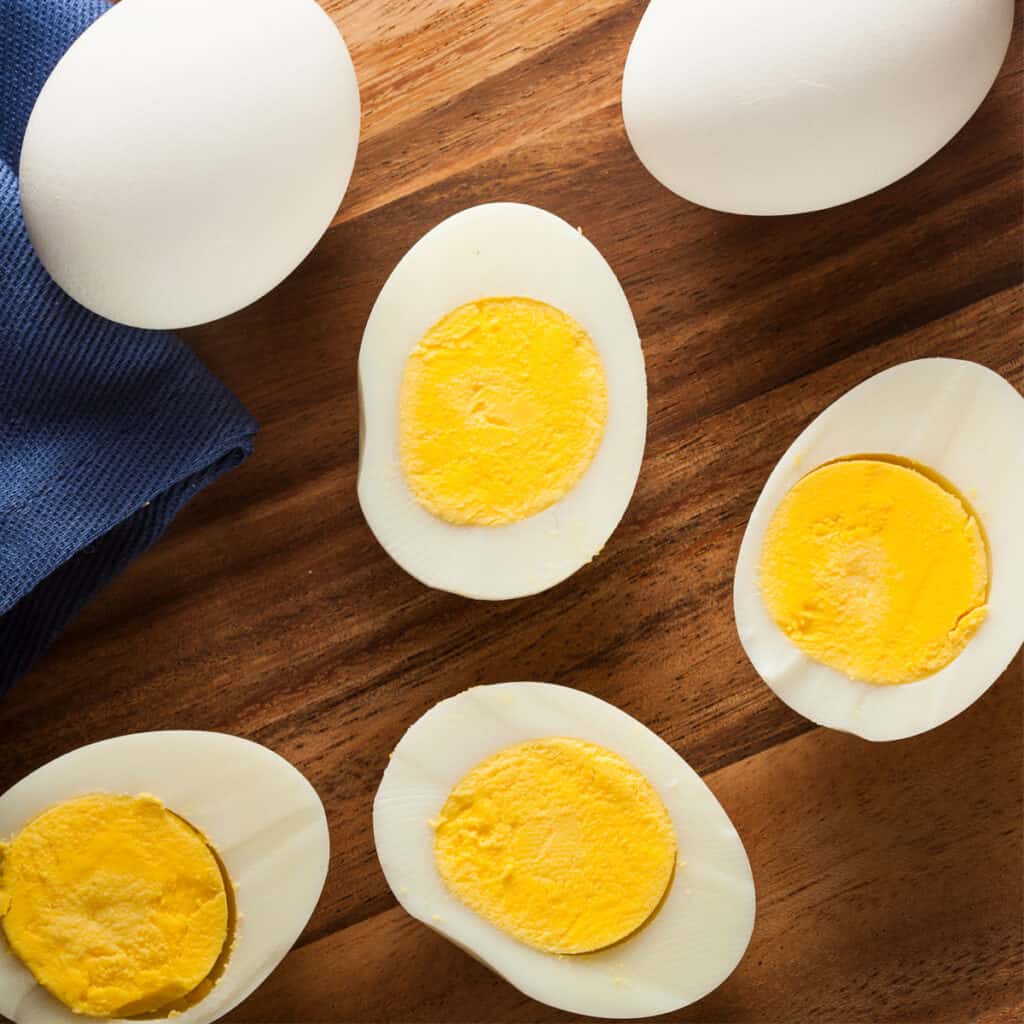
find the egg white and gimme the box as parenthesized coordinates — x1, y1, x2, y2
(0, 731, 329, 1024)
(20, 0, 360, 329)
(373, 682, 755, 1018)
(622, 0, 1014, 215)
(734, 359, 1024, 742)
(357, 203, 647, 601)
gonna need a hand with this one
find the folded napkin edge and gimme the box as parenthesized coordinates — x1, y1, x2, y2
(0, 428, 255, 617)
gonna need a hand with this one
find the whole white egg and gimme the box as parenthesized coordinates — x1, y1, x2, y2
(622, 0, 1014, 215)
(19, 0, 360, 329)
(733, 359, 1024, 741)
(0, 731, 329, 1023)
(357, 203, 647, 601)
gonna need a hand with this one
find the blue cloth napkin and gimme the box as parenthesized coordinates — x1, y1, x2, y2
(1, 0, 257, 693)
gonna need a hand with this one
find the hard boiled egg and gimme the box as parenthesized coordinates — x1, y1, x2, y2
(0, 731, 328, 1022)
(734, 359, 1024, 741)
(622, 0, 1014, 215)
(374, 682, 755, 1018)
(20, 0, 360, 329)
(358, 203, 647, 600)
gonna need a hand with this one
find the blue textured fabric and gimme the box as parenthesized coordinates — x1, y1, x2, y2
(1, 0, 257, 693)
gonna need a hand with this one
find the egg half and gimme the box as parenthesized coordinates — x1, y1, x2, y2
(20, 0, 360, 329)
(373, 682, 755, 1018)
(622, 0, 1014, 215)
(357, 203, 647, 600)
(0, 731, 329, 1023)
(734, 359, 1024, 741)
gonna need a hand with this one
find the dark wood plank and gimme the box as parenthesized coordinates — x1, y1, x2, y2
(2, 3, 1021, 1022)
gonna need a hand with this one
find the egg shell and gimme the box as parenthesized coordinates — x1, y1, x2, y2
(373, 682, 756, 1018)
(0, 731, 329, 1024)
(357, 203, 647, 601)
(734, 359, 1024, 742)
(19, 0, 360, 329)
(622, 0, 1014, 215)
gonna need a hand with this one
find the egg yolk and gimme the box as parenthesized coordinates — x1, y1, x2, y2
(0, 793, 231, 1018)
(399, 297, 608, 526)
(758, 457, 989, 686)
(432, 737, 677, 955)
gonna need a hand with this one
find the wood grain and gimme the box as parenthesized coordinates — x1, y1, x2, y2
(2, 2, 1022, 1022)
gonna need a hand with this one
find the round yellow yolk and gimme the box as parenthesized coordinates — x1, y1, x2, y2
(399, 297, 608, 526)
(758, 457, 989, 686)
(0, 794, 230, 1018)
(432, 737, 677, 955)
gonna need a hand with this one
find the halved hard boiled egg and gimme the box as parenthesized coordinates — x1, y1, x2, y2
(357, 203, 647, 600)
(734, 359, 1024, 741)
(0, 732, 328, 1022)
(373, 682, 755, 1018)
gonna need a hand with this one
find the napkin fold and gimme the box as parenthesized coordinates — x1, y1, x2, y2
(1, 0, 257, 693)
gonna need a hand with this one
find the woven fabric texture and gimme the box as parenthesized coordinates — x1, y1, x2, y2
(1, 0, 257, 693)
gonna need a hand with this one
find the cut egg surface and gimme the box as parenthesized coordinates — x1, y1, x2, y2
(358, 203, 647, 600)
(1, 794, 231, 1018)
(432, 737, 677, 956)
(373, 682, 755, 1018)
(622, 0, 1014, 215)
(399, 297, 609, 527)
(0, 732, 329, 1023)
(734, 359, 1024, 741)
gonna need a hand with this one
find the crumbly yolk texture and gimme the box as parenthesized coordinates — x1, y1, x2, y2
(0, 794, 229, 1018)
(432, 737, 676, 955)
(758, 457, 989, 686)
(399, 297, 608, 526)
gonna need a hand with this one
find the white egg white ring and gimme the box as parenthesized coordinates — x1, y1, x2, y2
(0, 731, 329, 1024)
(734, 358, 1024, 742)
(373, 682, 755, 1019)
(357, 203, 647, 600)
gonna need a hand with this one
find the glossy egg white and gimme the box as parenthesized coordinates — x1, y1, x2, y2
(0, 731, 329, 1024)
(373, 682, 755, 1018)
(734, 359, 1024, 742)
(357, 203, 647, 600)
(20, 0, 360, 329)
(622, 0, 1014, 215)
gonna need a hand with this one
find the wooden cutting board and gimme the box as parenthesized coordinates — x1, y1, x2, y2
(2, 3, 1022, 1021)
